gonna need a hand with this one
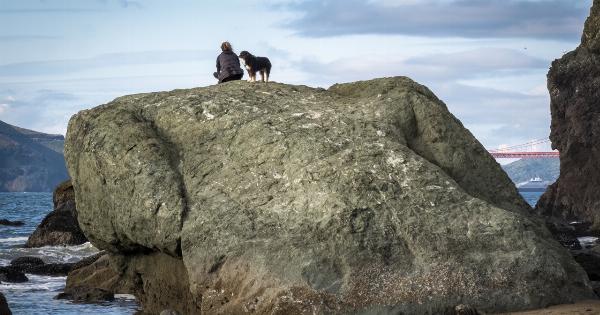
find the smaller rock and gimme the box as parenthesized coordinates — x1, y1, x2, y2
(8, 254, 104, 276)
(70, 252, 105, 271)
(25, 180, 87, 248)
(0, 267, 28, 283)
(27, 263, 73, 276)
(0, 219, 24, 227)
(0, 292, 11, 315)
(65, 254, 134, 294)
(10, 256, 45, 268)
(55, 286, 114, 303)
(572, 249, 600, 281)
(159, 309, 181, 315)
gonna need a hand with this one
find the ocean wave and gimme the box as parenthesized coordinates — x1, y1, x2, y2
(578, 236, 599, 247)
(114, 294, 137, 301)
(0, 274, 66, 291)
(0, 242, 99, 265)
(0, 236, 29, 243)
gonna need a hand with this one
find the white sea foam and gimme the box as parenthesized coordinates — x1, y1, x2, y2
(115, 294, 137, 301)
(578, 236, 598, 247)
(0, 242, 99, 265)
(0, 274, 66, 291)
(0, 236, 29, 243)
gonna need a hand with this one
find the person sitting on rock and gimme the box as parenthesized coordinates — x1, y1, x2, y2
(213, 41, 244, 84)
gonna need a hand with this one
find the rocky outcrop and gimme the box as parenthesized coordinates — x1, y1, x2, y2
(0, 267, 28, 283)
(0, 120, 68, 192)
(8, 255, 86, 276)
(0, 293, 11, 315)
(65, 77, 595, 314)
(0, 219, 24, 227)
(63, 253, 134, 295)
(55, 287, 115, 303)
(536, 0, 600, 230)
(25, 180, 88, 247)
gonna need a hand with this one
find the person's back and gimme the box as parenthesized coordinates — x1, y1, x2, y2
(214, 42, 243, 83)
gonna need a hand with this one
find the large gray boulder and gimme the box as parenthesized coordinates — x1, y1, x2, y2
(65, 77, 594, 314)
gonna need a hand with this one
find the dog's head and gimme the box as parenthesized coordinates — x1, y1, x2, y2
(238, 51, 252, 61)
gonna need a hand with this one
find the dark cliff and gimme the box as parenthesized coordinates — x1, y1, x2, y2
(536, 0, 600, 229)
(0, 120, 68, 192)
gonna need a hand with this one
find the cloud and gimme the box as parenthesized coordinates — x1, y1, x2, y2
(274, 47, 552, 148)
(0, 89, 81, 135)
(118, 0, 142, 9)
(0, 49, 214, 77)
(429, 82, 551, 148)
(286, 47, 549, 86)
(0, 35, 61, 41)
(0, 0, 142, 14)
(406, 48, 548, 71)
(277, 0, 592, 40)
(0, 9, 101, 14)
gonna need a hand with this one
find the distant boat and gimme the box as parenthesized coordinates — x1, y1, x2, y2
(516, 176, 553, 192)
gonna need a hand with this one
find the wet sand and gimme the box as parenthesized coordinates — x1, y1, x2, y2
(496, 300, 600, 315)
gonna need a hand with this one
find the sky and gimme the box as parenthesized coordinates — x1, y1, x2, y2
(0, 0, 594, 152)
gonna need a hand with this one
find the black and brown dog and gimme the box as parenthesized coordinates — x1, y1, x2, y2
(239, 51, 271, 82)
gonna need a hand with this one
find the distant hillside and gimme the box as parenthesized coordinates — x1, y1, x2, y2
(501, 158, 560, 184)
(0, 120, 68, 192)
(11, 125, 65, 153)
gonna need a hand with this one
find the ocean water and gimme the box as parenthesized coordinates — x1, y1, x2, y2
(519, 191, 544, 207)
(0, 192, 139, 315)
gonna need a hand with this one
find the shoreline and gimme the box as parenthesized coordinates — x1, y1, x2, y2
(495, 300, 600, 315)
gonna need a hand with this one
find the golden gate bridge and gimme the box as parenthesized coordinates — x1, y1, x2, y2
(488, 138, 559, 159)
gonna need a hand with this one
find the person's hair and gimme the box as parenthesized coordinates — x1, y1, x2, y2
(221, 41, 232, 52)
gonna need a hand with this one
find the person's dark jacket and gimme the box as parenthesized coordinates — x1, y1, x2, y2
(216, 51, 243, 82)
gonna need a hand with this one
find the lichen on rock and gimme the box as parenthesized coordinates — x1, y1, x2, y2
(65, 77, 594, 314)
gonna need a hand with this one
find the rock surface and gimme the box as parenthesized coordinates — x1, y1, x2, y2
(0, 293, 11, 315)
(55, 286, 115, 303)
(0, 267, 28, 283)
(7, 254, 104, 277)
(0, 119, 67, 192)
(65, 77, 594, 314)
(25, 179, 88, 247)
(536, 0, 600, 230)
(64, 253, 134, 296)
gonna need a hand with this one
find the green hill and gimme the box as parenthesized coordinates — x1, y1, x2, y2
(0, 120, 68, 192)
(501, 158, 560, 184)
